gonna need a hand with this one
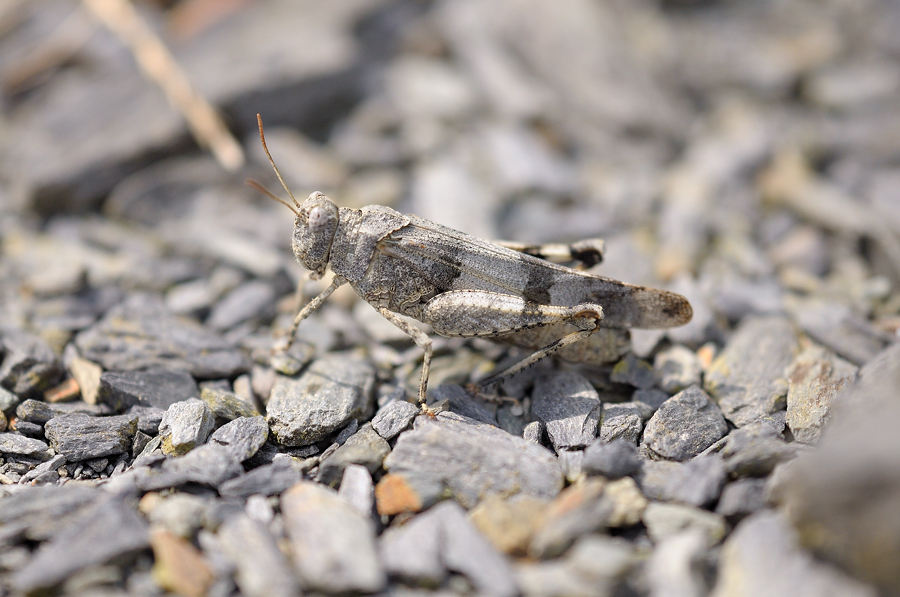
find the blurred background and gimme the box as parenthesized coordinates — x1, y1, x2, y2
(1, 0, 899, 350)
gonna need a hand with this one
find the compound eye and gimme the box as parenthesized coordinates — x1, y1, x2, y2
(307, 205, 332, 231)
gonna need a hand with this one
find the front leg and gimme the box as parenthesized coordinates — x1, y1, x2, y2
(274, 275, 348, 355)
(421, 290, 604, 388)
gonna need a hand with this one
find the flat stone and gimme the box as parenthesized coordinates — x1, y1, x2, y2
(598, 403, 644, 445)
(716, 478, 768, 520)
(20, 454, 67, 484)
(75, 293, 249, 378)
(15, 399, 105, 425)
(159, 399, 215, 456)
(44, 413, 137, 462)
(374, 471, 446, 516)
(532, 371, 602, 450)
(581, 438, 641, 479)
(136, 444, 244, 491)
(208, 416, 269, 461)
(384, 413, 563, 508)
(710, 511, 878, 597)
(379, 503, 445, 584)
(199, 386, 259, 421)
(281, 481, 386, 593)
(642, 386, 728, 461)
(316, 423, 390, 486)
(206, 281, 276, 331)
(0, 433, 53, 460)
(217, 514, 300, 597)
(337, 464, 375, 517)
(785, 344, 857, 444)
(705, 315, 798, 429)
(10, 494, 150, 595)
(634, 460, 682, 501)
(0, 331, 64, 399)
(642, 502, 727, 547)
(371, 398, 420, 440)
(267, 353, 376, 446)
(218, 458, 302, 498)
(654, 345, 702, 394)
(664, 454, 727, 507)
(777, 342, 900, 595)
(610, 353, 656, 389)
(98, 367, 200, 411)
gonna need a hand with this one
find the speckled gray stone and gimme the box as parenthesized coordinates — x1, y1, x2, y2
(705, 315, 798, 429)
(599, 403, 644, 445)
(208, 415, 268, 461)
(218, 458, 301, 498)
(384, 413, 563, 508)
(15, 399, 105, 425)
(643, 386, 728, 461)
(281, 481, 386, 593)
(0, 433, 53, 460)
(159, 398, 215, 456)
(582, 438, 641, 479)
(75, 293, 249, 378)
(267, 353, 376, 446)
(654, 345, 702, 394)
(44, 413, 138, 462)
(316, 423, 390, 486)
(135, 443, 244, 491)
(785, 345, 857, 444)
(98, 367, 200, 412)
(371, 399, 420, 440)
(218, 513, 300, 597)
(10, 494, 149, 595)
(664, 454, 727, 507)
(532, 371, 601, 450)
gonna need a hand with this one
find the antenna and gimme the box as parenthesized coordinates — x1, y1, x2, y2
(245, 178, 298, 215)
(256, 113, 300, 209)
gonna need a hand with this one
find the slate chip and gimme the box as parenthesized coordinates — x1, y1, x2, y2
(218, 459, 302, 498)
(207, 415, 269, 462)
(44, 413, 138, 462)
(532, 371, 602, 450)
(582, 438, 642, 479)
(75, 293, 250, 378)
(0, 331, 64, 399)
(642, 386, 728, 461)
(316, 423, 391, 486)
(371, 398, 420, 440)
(98, 367, 200, 411)
(10, 494, 150, 595)
(705, 315, 798, 430)
(384, 412, 563, 508)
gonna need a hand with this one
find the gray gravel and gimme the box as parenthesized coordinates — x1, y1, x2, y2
(267, 353, 376, 446)
(643, 386, 729, 461)
(44, 413, 137, 461)
(384, 413, 564, 508)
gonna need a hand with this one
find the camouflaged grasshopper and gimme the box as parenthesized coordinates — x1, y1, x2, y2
(251, 115, 692, 404)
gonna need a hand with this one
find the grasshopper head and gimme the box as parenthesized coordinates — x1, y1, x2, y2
(292, 191, 339, 279)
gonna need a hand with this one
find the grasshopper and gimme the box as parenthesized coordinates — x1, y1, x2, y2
(251, 115, 692, 404)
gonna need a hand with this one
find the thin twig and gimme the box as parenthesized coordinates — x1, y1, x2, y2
(81, 0, 244, 172)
